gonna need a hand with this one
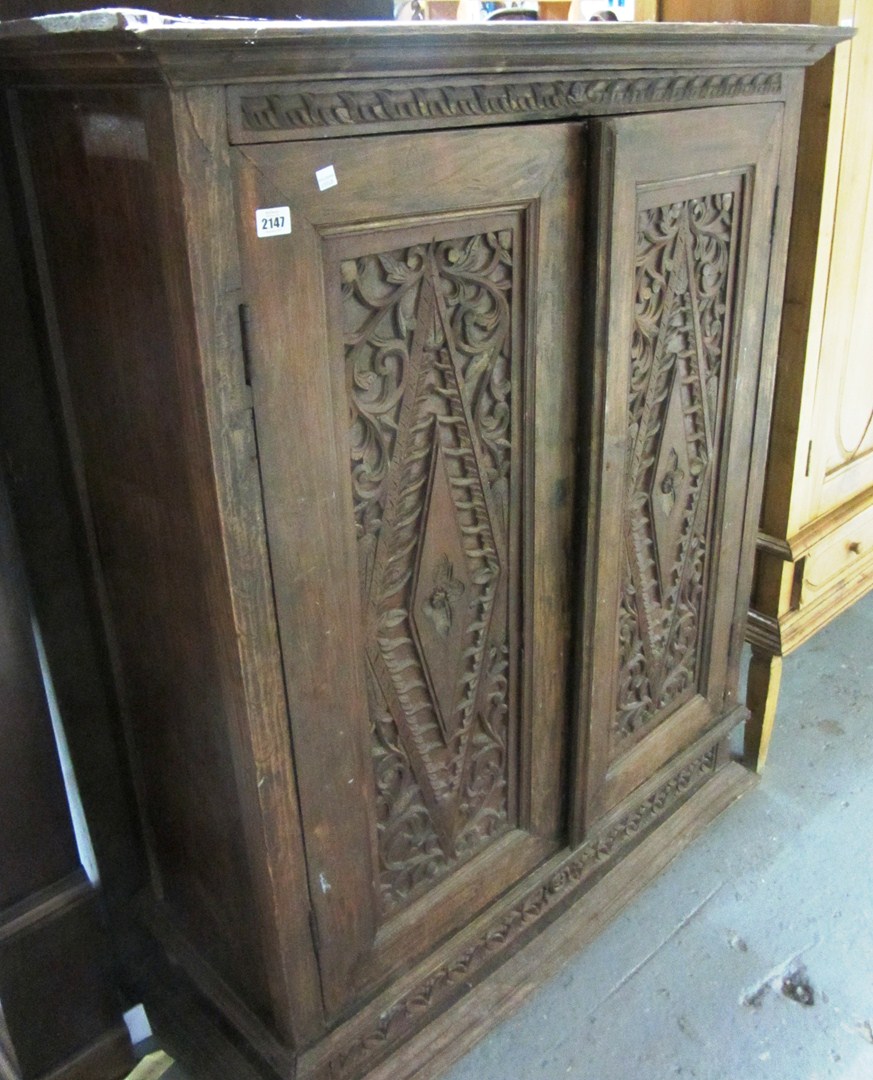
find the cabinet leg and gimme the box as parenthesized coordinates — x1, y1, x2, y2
(744, 649, 783, 773)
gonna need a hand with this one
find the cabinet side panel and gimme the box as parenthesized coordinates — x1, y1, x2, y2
(168, 87, 323, 1046)
(13, 88, 276, 1027)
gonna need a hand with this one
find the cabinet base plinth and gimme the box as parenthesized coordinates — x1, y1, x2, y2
(142, 757, 754, 1080)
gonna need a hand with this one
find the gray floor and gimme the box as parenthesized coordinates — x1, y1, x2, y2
(444, 591, 873, 1080)
(149, 591, 873, 1080)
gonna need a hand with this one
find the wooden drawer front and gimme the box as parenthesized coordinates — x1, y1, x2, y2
(802, 501, 873, 603)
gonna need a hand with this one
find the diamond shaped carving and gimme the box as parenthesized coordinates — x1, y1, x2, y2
(342, 230, 515, 910)
(410, 439, 498, 744)
(615, 191, 735, 747)
(649, 349, 707, 611)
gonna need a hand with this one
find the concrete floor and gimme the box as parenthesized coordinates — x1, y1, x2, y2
(444, 590, 873, 1080)
(145, 591, 873, 1080)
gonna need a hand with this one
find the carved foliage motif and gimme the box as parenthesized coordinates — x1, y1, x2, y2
(342, 229, 516, 914)
(615, 192, 735, 745)
(238, 71, 781, 136)
(322, 746, 719, 1080)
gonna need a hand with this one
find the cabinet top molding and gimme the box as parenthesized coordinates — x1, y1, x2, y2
(0, 9, 851, 88)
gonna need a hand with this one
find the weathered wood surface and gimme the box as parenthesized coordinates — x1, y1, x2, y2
(0, 14, 849, 1080)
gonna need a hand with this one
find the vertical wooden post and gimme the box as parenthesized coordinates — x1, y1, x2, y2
(744, 647, 783, 773)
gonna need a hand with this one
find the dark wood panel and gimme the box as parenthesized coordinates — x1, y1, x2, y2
(235, 122, 583, 1018)
(165, 85, 324, 1048)
(575, 103, 782, 830)
(0, 473, 132, 1079)
(0, 883, 130, 1080)
(0, 479, 77, 906)
(0, 20, 848, 91)
(0, 107, 148, 965)
(13, 85, 282, 1031)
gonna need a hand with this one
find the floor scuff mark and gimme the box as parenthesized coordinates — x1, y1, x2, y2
(595, 883, 725, 1013)
(843, 1019, 873, 1044)
(740, 942, 819, 1009)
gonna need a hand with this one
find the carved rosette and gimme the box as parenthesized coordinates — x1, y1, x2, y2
(342, 229, 516, 914)
(615, 191, 735, 747)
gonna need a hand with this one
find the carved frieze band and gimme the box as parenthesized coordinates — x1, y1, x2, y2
(235, 71, 781, 138)
(321, 746, 718, 1079)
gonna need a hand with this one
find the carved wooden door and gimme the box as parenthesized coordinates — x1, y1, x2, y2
(234, 125, 582, 1018)
(576, 104, 783, 830)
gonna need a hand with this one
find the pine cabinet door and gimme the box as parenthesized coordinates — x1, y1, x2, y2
(234, 125, 582, 1017)
(577, 104, 782, 829)
(806, 0, 873, 519)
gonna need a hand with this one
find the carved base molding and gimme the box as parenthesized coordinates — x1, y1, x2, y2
(142, 745, 751, 1080)
(361, 761, 755, 1080)
(307, 735, 725, 1080)
(311, 756, 720, 1080)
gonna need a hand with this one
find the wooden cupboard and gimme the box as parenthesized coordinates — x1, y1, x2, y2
(659, 0, 873, 771)
(748, 0, 873, 769)
(0, 12, 847, 1080)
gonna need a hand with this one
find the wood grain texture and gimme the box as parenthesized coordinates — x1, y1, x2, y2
(356, 761, 754, 1080)
(575, 102, 782, 832)
(0, 21, 850, 89)
(0, 17, 841, 1080)
(129, 750, 751, 1080)
(12, 85, 286, 1034)
(234, 122, 581, 1021)
(0, 131, 147, 971)
(227, 68, 787, 143)
(167, 86, 323, 1047)
(298, 728, 737, 1080)
(663, 4, 871, 778)
(743, 648, 782, 772)
(0, 477, 132, 1080)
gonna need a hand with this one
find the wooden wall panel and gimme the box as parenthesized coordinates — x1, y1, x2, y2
(0, 477, 132, 1080)
(659, 0, 814, 23)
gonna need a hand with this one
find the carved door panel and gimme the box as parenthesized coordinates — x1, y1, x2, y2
(576, 104, 782, 830)
(234, 126, 582, 1018)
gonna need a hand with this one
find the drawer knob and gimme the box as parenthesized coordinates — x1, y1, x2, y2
(848, 540, 863, 555)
